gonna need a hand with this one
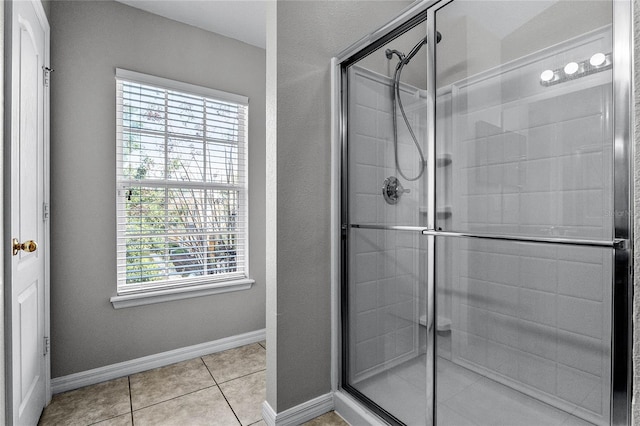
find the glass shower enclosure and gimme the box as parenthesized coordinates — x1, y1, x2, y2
(338, 1, 632, 425)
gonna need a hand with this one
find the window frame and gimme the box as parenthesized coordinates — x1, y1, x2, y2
(113, 69, 251, 304)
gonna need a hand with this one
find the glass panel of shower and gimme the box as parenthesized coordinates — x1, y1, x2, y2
(340, 0, 629, 425)
(433, 1, 615, 425)
(343, 19, 430, 425)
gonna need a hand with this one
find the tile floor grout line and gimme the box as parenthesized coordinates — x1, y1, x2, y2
(215, 368, 266, 386)
(201, 356, 219, 385)
(42, 348, 269, 426)
(199, 355, 259, 426)
(86, 411, 133, 426)
(128, 376, 134, 425)
(217, 382, 244, 426)
(130, 383, 218, 412)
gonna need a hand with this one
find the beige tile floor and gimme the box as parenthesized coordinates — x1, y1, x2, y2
(39, 341, 348, 426)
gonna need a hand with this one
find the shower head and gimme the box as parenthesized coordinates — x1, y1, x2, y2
(385, 32, 442, 64)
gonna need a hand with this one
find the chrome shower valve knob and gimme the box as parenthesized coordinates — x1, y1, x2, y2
(382, 176, 410, 205)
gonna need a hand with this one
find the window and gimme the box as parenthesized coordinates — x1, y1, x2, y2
(115, 69, 249, 297)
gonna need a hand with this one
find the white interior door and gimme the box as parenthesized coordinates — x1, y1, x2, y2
(8, 0, 50, 424)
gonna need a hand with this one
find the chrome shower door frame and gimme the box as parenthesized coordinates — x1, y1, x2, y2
(610, 0, 633, 424)
(337, 4, 433, 424)
(335, 0, 633, 424)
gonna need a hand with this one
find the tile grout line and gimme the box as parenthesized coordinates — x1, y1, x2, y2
(218, 384, 244, 426)
(201, 357, 243, 426)
(201, 356, 219, 386)
(130, 383, 218, 412)
(52, 350, 266, 426)
(78, 378, 134, 426)
(216, 368, 266, 385)
(126, 355, 264, 414)
(217, 368, 266, 426)
(85, 412, 132, 426)
(200, 343, 266, 384)
(128, 357, 218, 413)
(128, 376, 134, 425)
(86, 413, 134, 426)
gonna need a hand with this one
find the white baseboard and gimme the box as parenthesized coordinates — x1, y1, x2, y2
(334, 390, 386, 426)
(262, 400, 277, 425)
(262, 393, 334, 426)
(51, 329, 265, 394)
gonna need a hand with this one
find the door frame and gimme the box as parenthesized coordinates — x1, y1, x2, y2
(331, 0, 634, 424)
(3, 0, 51, 423)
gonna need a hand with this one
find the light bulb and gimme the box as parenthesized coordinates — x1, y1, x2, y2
(540, 70, 555, 82)
(564, 62, 579, 75)
(590, 52, 606, 67)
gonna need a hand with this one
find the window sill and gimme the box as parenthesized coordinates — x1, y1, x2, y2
(110, 278, 255, 309)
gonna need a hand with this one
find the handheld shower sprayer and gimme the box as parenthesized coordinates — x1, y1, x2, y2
(386, 31, 442, 182)
(404, 36, 428, 64)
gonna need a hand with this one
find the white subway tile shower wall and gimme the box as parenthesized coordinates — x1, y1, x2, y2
(349, 66, 427, 380)
(445, 31, 614, 239)
(349, 66, 426, 226)
(443, 29, 613, 425)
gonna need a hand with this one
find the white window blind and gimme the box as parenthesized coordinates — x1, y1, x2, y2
(115, 69, 249, 294)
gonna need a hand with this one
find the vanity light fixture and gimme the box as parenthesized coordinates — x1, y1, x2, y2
(564, 62, 580, 75)
(540, 52, 612, 87)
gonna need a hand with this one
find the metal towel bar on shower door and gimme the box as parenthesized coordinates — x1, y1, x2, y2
(349, 223, 627, 249)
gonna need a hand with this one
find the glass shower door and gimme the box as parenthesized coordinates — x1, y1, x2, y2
(431, 1, 618, 425)
(343, 21, 431, 425)
(340, 0, 630, 424)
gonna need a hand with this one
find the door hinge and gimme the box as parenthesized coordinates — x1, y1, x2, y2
(43, 202, 49, 221)
(43, 66, 54, 88)
(43, 336, 50, 356)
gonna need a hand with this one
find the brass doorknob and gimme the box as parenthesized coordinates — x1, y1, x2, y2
(12, 239, 37, 256)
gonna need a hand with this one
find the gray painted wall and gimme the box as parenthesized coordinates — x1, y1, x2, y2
(265, 0, 277, 410)
(49, 0, 266, 378)
(41, 0, 50, 21)
(269, 0, 411, 412)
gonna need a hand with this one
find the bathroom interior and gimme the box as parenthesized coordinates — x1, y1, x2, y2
(3, 0, 635, 424)
(338, 0, 631, 425)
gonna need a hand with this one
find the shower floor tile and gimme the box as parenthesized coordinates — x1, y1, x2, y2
(436, 404, 477, 426)
(443, 376, 571, 426)
(436, 357, 483, 401)
(353, 355, 598, 426)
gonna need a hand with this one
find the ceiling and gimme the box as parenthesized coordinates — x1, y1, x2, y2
(114, 0, 561, 51)
(115, 0, 267, 49)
